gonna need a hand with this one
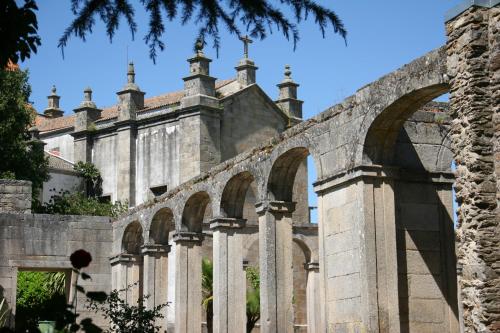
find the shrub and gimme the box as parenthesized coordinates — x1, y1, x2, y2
(37, 190, 127, 217)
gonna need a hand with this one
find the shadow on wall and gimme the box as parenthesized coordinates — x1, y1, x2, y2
(393, 127, 458, 333)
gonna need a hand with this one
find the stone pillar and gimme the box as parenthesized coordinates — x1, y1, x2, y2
(210, 218, 247, 333)
(313, 167, 399, 333)
(255, 200, 295, 333)
(141, 245, 170, 304)
(305, 262, 321, 333)
(116, 124, 137, 206)
(173, 232, 204, 333)
(178, 47, 221, 182)
(109, 253, 143, 305)
(236, 58, 258, 87)
(72, 87, 101, 163)
(446, 2, 499, 332)
(115, 63, 144, 207)
(141, 244, 170, 331)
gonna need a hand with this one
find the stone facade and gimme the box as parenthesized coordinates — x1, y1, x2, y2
(1, 2, 498, 332)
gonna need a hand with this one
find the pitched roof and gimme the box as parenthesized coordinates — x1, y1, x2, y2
(45, 151, 76, 172)
(36, 79, 236, 133)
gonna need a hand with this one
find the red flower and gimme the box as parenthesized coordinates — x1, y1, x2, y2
(70, 249, 92, 269)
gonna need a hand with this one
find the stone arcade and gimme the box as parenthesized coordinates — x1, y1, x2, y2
(0, 2, 498, 333)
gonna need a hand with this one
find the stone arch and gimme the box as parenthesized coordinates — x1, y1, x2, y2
(358, 77, 458, 332)
(122, 221, 144, 254)
(267, 147, 309, 201)
(220, 171, 255, 218)
(363, 85, 449, 165)
(181, 191, 211, 232)
(293, 235, 316, 263)
(149, 207, 175, 244)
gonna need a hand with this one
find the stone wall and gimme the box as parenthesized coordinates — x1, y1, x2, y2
(446, 4, 500, 332)
(0, 179, 32, 214)
(0, 213, 113, 329)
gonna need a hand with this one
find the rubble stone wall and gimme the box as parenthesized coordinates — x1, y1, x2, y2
(446, 5, 500, 333)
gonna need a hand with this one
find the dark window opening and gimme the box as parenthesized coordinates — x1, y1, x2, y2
(150, 184, 168, 197)
(99, 195, 111, 203)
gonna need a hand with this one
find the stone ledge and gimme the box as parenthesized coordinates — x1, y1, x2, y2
(209, 217, 246, 230)
(445, 0, 500, 22)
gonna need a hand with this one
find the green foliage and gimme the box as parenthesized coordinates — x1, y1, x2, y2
(0, 67, 49, 198)
(87, 286, 167, 333)
(74, 161, 103, 197)
(0, 0, 41, 67)
(201, 258, 213, 332)
(245, 267, 260, 332)
(16, 271, 67, 332)
(37, 190, 127, 217)
(61, 0, 346, 63)
(201, 259, 261, 332)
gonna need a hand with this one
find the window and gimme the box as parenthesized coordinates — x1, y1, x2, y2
(150, 184, 168, 197)
(99, 195, 111, 203)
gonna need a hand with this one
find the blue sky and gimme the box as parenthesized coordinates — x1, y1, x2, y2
(20, 1, 461, 222)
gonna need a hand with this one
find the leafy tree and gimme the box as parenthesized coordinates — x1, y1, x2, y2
(0, 66, 49, 198)
(61, 0, 346, 62)
(0, 0, 41, 68)
(16, 271, 67, 332)
(74, 161, 103, 197)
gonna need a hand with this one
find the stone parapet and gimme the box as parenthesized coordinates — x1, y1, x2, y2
(0, 179, 32, 214)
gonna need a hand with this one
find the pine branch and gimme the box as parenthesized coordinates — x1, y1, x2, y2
(60, 0, 348, 62)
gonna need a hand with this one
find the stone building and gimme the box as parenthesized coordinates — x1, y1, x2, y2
(32, 43, 316, 331)
(0, 1, 498, 333)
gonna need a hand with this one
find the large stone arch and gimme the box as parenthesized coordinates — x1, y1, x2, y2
(220, 171, 255, 218)
(149, 207, 175, 244)
(181, 191, 211, 233)
(122, 221, 144, 254)
(355, 47, 449, 167)
(342, 55, 458, 333)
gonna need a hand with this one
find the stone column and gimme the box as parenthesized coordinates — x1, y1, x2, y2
(142, 244, 170, 332)
(116, 122, 137, 206)
(210, 217, 247, 333)
(141, 244, 170, 307)
(304, 262, 321, 333)
(313, 167, 399, 333)
(173, 232, 204, 333)
(72, 87, 101, 164)
(446, 3, 499, 332)
(255, 200, 295, 333)
(109, 253, 143, 305)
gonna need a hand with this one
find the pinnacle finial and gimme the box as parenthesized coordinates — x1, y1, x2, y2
(195, 38, 204, 55)
(84, 87, 92, 101)
(284, 65, 292, 80)
(51, 85, 57, 95)
(127, 62, 135, 84)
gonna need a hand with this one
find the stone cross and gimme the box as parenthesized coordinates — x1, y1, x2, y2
(239, 35, 253, 59)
